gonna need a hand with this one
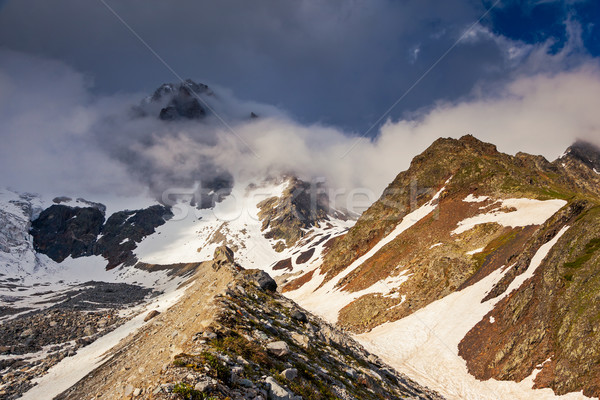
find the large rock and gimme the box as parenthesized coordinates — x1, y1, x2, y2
(266, 341, 290, 357)
(31, 205, 104, 262)
(245, 270, 277, 292)
(265, 377, 300, 400)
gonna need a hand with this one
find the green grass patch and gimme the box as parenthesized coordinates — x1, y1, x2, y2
(564, 238, 600, 269)
(471, 229, 519, 272)
(172, 382, 202, 400)
(173, 352, 231, 384)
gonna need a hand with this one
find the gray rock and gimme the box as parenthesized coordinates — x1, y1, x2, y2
(202, 331, 217, 340)
(281, 368, 298, 381)
(290, 310, 307, 323)
(266, 341, 290, 357)
(194, 377, 217, 392)
(83, 325, 95, 337)
(246, 270, 277, 292)
(265, 377, 294, 400)
(290, 332, 310, 348)
(238, 378, 253, 388)
(253, 330, 270, 341)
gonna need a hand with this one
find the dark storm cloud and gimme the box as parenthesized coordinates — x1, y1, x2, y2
(1, 0, 599, 206)
(0, 0, 563, 132)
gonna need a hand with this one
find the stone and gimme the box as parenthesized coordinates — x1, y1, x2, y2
(290, 332, 310, 348)
(290, 310, 307, 323)
(83, 325, 95, 336)
(143, 310, 160, 322)
(213, 245, 234, 265)
(281, 368, 298, 381)
(246, 270, 277, 292)
(202, 331, 217, 340)
(133, 388, 141, 396)
(253, 330, 269, 341)
(266, 341, 290, 357)
(265, 376, 294, 400)
(194, 377, 217, 392)
(238, 378, 253, 388)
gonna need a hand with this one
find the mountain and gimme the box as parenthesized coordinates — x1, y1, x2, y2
(281, 135, 600, 399)
(3, 132, 600, 399)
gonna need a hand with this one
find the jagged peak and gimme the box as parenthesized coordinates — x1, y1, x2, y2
(562, 139, 600, 165)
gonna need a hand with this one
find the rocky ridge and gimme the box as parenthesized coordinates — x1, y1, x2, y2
(55, 247, 443, 400)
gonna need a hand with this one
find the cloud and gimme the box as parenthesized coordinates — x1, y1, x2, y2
(0, 0, 564, 131)
(0, 49, 144, 197)
(1, 48, 599, 211)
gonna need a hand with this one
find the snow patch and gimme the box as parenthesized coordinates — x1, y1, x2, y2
(463, 194, 489, 203)
(429, 242, 442, 249)
(466, 247, 484, 255)
(453, 198, 566, 235)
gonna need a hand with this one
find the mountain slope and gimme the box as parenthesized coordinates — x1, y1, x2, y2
(50, 248, 443, 400)
(281, 135, 600, 399)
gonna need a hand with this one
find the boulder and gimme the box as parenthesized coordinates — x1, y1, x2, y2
(281, 368, 298, 381)
(290, 310, 307, 323)
(144, 310, 160, 322)
(266, 341, 290, 357)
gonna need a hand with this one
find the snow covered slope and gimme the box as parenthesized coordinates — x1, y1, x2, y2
(134, 178, 354, 279)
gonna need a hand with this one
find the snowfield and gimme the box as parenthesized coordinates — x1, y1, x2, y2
(453, 197, 567, 235)
(356, 226, 591, 400)
(134, 179, 353, 278)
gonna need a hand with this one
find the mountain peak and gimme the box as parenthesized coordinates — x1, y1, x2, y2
(563, 139, 600, 170)
(136, 79, 211, 121)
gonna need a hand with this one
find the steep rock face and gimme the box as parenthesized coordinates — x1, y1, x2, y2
(95, 205, 173, 269)
(257, 177, 333, 249)
(30, 205, 105, 263)
(554, 140, 600, 198)
(31, 204, 172, 268)
(459, 203, 600, 398)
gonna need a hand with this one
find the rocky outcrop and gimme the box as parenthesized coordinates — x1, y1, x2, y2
(94, 205, 173, 269)
(31, 205, 105, 262)
(257, 177, 331, 248)
(31, 204, 172, 268)
(138, 79, 211, 121)
(554, 140, 600, 198)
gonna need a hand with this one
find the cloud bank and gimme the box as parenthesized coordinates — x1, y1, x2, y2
(0, 48, 599, 207)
